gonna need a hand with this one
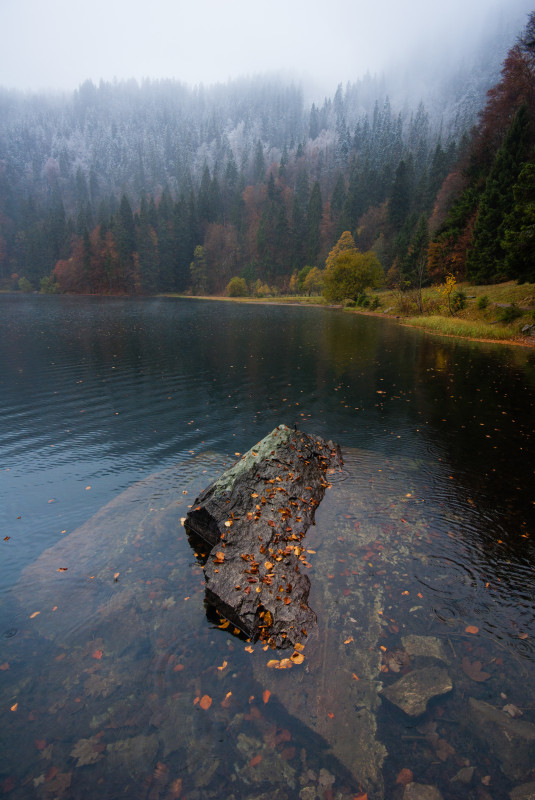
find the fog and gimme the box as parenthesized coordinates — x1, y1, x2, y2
(1, 0, 533, 96)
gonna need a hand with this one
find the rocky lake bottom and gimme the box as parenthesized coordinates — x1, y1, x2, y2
(1, 447, 535, 800)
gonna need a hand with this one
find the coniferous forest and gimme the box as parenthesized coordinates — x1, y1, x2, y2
(1, 12, 534, 297)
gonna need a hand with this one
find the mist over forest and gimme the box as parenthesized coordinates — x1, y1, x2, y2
(1, 6, 534, 296)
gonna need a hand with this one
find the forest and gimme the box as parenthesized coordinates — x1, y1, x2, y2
(0, 12, 534, 298)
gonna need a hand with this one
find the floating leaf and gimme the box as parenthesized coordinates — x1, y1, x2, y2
(30, 611, 40, 619)
(290, 652, 304, 664)
(57, 567, 68, 572)
(217, 660, 228, 671)
(465, 625, 479, 635)
(263, 689, 271, 704)
(199, 695, 212, 710)
(266, 659, 280, 668)
(244, 645, 254, 653)
(10, 703, 18, 711)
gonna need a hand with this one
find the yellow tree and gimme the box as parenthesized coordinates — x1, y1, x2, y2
(325, 231, 357, 271)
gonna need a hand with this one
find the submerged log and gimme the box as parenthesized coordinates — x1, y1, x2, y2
(184, 424, 343, 648)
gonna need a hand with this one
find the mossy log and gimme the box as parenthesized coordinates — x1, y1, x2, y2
(184, 425, 343, 649)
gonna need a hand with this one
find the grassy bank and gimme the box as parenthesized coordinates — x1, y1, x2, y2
(346, 281, 535, 346)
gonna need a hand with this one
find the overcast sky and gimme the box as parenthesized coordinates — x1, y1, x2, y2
(0, 0, 532, 96)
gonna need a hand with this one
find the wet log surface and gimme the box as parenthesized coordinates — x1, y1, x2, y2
(184, 425, 343, 649)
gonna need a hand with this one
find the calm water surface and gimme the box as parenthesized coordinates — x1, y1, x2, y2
(0, 295, 534, 799)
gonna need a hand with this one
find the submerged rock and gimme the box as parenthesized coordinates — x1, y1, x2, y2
(510, 781, 535, 800)
(403, 784, 444, 800)
(381, 667, 453, 716)
(184, 425, 343, 648)
(401, 635, 449, 664)
(468, 697, 535, 780)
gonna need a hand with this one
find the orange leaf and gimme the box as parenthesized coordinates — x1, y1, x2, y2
(263, 689, 271, 704)
(168, 778, 183, 799)
(0, 663, 9, 671)
(92, 649, 103, 659)
(30, 611, 40, 619)
(221, 691, 232, 708)
(396, 768, 414, 785)
(290, 652, 304, 664)
(249, 754, 262, 767)
(465, 625, 479, 634)
(217, 660, 228, 671)
(199, 695, 212, 710)
(10, 703, 18, 711)
(266, 659, 280, 668)
(327, 712, 335, 719)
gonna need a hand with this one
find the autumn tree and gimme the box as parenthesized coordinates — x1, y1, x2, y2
(323, 249, 383, 302)
(302, 266, 324, 295)
(325, 231, 358, 271)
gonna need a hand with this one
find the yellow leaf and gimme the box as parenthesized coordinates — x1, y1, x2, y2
(266, 659, 280, 668)
(30, 611, 40, 619)
(278, 658, 293, 669)
(217, 660, 228, 671)
(290, 652, 304, 664)
(293, 642, 304, 652)
(344, 636, 354, 644)
(244, 645, 254, 653)
(218, 620, 230, 629)
(10, 702, 18, 711)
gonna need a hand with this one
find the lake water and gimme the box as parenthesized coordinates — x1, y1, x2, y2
(1, 294, 534, 800)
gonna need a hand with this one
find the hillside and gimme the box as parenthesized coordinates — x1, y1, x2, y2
(0, 8, 531, 295)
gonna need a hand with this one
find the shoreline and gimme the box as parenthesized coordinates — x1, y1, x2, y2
(164, 294, 535, 349)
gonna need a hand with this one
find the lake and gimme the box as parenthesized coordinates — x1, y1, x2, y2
(1, 294, 534, 800)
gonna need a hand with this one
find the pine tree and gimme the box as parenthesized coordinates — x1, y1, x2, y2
(502, 162, 535, 282)
(467, 104, 530, 283)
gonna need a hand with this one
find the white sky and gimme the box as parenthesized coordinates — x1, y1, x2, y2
(0, 0, 532, 95)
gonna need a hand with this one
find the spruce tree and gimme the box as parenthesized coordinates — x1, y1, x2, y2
(467, 104, 530, 283)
